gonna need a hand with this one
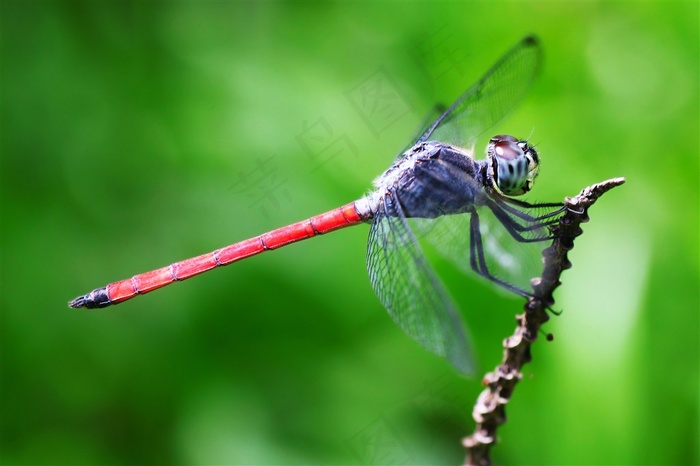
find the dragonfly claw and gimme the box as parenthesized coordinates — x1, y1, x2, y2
(68, 295, 87, 308)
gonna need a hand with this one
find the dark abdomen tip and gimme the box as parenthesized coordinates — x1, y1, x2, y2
(68, 287, 112, 309)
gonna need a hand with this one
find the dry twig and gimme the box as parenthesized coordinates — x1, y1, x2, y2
(463, 177, 626, 466)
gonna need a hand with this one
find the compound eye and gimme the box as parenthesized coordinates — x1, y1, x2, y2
(489, 138, 539, 196)
(494, 140, 523, 161)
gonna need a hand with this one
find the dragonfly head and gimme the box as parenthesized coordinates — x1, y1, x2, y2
(486, 135, 540, 197)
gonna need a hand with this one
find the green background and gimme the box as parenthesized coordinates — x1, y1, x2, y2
(2, 2, 698, 465)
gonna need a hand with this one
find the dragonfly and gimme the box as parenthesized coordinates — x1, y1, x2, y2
(69, 35, 566, 374)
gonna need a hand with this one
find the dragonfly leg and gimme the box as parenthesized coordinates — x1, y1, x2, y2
(469, 211, 532, 298)
(495, 195, 566, 221)
(500, 194, 590, 219)
(486, 199, 558, 242)
(500, 195, 564, 210)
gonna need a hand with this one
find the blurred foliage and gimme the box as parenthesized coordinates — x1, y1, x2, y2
(1, 2, 698, 465)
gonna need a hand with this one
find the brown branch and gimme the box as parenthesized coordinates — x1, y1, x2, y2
(463, 177, 626, 466)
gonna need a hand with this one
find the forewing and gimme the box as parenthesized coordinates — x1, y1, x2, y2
(416, 36, 542, 149)
(366, 194, 475, 375)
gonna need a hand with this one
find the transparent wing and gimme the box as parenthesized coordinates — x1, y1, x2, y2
(366, 194, 475, 375)
(409, 201, 557, 297)
(397, 104, 448, 156)
(416, 35, 542, 150)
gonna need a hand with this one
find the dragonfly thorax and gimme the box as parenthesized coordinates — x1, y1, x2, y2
(486, 135, 539, 197)
(356, 141, 484, 220)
